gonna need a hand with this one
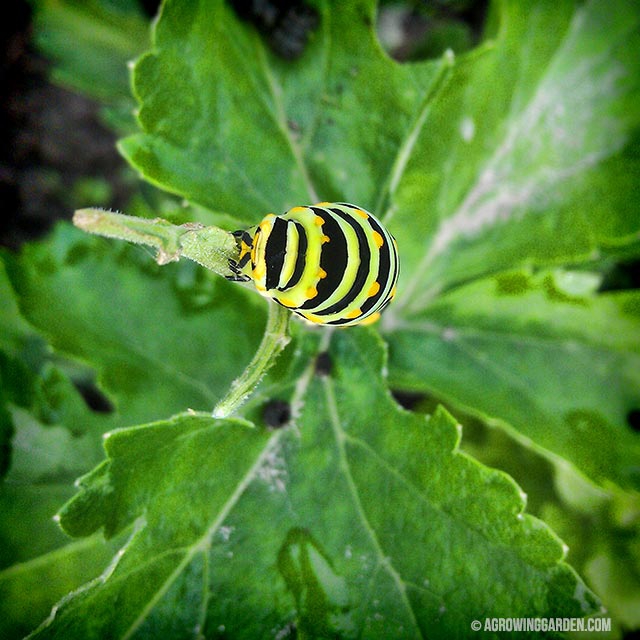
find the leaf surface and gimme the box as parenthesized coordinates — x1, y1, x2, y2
(388, 0, 640, 303)
(32, 330, 598, 639)
(5, 0, 639, 635)
(119, 0, 443, 221)
(0, 261, 126, 637)
(6, 225, 265, 425)
(33, 0, 150, 128)
(117, 0, 640, 491)
(386, 270, 640, 490)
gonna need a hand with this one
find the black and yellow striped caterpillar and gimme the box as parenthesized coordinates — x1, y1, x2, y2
(228, 202, 399, 326)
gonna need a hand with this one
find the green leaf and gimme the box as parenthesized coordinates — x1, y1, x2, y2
(0, 361, 124, 638)
(0, 258, 46, 479)
(388, 0, 640, 302)
(0, 225, 264, 636)
(120, 0, 639, 279)
(0, 265, 122, 635)
(33, 0, 151, 129)
(118, 0, 444, 218)
(0, 534, 118, 640)
(6, 224, 265, 425)
(32, 330, 598, 638)
(0, 259, 36, 357)
(386, 269, 640, 490)
(7, 0, 639, 635)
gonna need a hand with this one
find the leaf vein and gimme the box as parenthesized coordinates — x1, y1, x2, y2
(323, 375, 423, 638)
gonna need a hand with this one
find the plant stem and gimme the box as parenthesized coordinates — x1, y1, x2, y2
(73, 208, 238, 277)
(213, 302, 291, 418)
(74, 208, 292, 418)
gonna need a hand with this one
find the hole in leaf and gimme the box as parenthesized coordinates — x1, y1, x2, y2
(73, 380, 115, 414)
(376, 0, 489, 62)
(627, 409, 640, 433)
(262, 399, 291, 429)
(391, 390, 426, 411)
(314, 351, 332, 377)
(139, 0, 161, 18)
(598, 259, 640, 292)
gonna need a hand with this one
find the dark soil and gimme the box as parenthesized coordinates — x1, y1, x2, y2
(0, 1, 132, 250)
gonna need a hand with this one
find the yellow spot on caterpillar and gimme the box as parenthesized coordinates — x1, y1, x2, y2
(239, 241, 251, 260)
(279, 297, 297, 308)
(316, 201, 330, 206)
(290, 206, 306, 214)
(305, 286, 318, 299)
(345, 308, 362, 319)
(314, 215, 324, 226)
(389, 286, 397, 299)
(321, 235, 330, 244)
(360, 312, 380, 326)
(355, 209, 369, 219)
(367, 281, 380, 297)
(318, 268, 327, 279)
(301, 312, 322, 324)
(372, 231, 384, 248)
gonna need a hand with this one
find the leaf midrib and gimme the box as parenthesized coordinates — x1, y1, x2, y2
(115, 351, 320, 638)
(323, 373, 423, 638)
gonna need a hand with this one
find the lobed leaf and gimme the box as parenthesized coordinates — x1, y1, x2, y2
(32, 330, 598, 638)
(0, 227, 263, 636)
(0, 265, 122, 636)
(388, 0, 640, 303)
(118, 0, 640, 492)
(119, 0, 443, 222)
(6, 0, 639, 635)
(386, 269, 640, 490)
(5, 224, 265, 425)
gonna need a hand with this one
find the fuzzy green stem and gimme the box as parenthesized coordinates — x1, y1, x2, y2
(213, 302, 291, 418)
(73, 208, 238, 277)
(74, 208, 292, 418)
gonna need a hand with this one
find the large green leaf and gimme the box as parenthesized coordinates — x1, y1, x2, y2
(30, 330, 599, 639)
(5, 0, 639, 636)
(0, 225, 263, 637)
(6, 224, 265, 425)
(387, 0, 640, 301)
(0, 262, 125, 637)
(120, 0, 640, 280)
(386, 269, 640, 490)
(118, 0, 442, 220)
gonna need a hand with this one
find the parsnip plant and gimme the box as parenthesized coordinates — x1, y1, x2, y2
(1, 0, 639, 637)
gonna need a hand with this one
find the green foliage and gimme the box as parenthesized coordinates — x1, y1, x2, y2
(26, 332, 602, 639)
(2, 0, 639, 637)
(32, 0, 150, 129)
(388, 269, 640, 489)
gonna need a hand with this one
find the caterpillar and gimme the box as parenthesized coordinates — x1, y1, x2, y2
(228, 202, 399, 327)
